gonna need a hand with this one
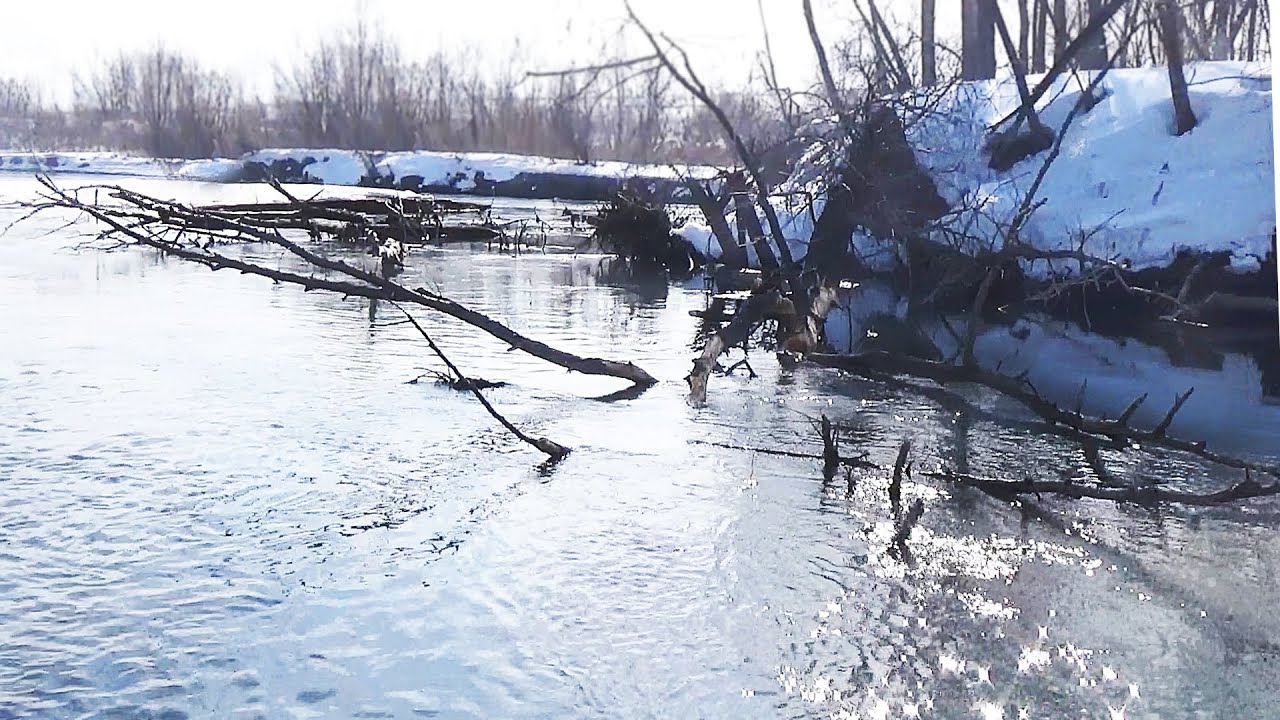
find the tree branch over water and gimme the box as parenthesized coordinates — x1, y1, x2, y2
(24, 175, 658, 391)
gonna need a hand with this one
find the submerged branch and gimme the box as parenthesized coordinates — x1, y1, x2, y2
(934, 468, 1280, 507)
(392, 303, 569, 461)
(807, 351, 1280, 479)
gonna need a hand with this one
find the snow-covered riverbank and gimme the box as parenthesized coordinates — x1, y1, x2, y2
(0, 148, 722, 202)
(678, 61, 1276, 279)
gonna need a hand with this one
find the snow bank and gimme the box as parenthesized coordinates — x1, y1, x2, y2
(375, 151, 719, 192)
(241, 149, 373, 185)
(0, 147, 723, 201)
(0, 152, 241, 182)
(910, 61, 1275, 277)
(685, 62, 1274, 279)
(823, 305, 1280, 458)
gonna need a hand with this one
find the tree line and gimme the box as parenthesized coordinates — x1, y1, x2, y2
(0, 1, 1268, 164)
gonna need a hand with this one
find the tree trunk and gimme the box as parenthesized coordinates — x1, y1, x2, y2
(922, 0, 937, 85)
(1158, 0, 1198, 135)
(1018, 0, 1030, 67)
(1053, 0, 1068, 61)
(1078, 0, 1110, 69)
(1031, 0, 1047, 72)
(962, 0, 997, 80)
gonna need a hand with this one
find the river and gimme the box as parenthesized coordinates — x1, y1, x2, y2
(1, 175, 1277, 719)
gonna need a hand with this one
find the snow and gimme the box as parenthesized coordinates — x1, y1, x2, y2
(0, 147, 722, 197)
(822, 303, 1280, 458)
(241, 149, 373, 185)
(908, 61, 1275, 277)
(686, 62, 1274, 279)
(0, 151, 240, 182)
(674, 190, 827, 266)
(376, 151, 720, 192)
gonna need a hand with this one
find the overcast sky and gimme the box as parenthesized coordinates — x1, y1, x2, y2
(1, 0, 966, 104)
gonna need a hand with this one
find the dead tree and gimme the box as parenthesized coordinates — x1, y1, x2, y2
(27, 177, 659, 392)
(1053, 0, 1069, 60)
(624, 2, 795, 270)
(1158, 0, 1199, 135)
(1018, 0, 1031, 66)
(987, 0, 1130, 132)
(986, 2, 1055, 170)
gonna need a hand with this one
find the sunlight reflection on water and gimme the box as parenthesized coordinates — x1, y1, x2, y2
(0, 175, 1278, 719)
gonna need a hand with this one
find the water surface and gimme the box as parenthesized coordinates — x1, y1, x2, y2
(1, 175, 1278, 719)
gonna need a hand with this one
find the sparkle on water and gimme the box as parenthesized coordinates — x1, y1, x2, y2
(1, 175, 1278, 719)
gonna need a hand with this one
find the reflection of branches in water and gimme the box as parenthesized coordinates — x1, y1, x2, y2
(933, 467, 1280, 506)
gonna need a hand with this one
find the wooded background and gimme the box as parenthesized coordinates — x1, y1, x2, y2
(0, 0, 1268, 164)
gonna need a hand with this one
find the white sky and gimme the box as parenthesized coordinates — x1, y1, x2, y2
(1, 0, 964, 105)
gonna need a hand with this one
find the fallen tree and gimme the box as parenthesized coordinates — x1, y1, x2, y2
(19, 175, 665, 461)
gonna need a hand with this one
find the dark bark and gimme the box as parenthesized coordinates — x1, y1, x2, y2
(962, 0, 997, 80)
(1078, 0, 1111, 68)
(922, 0, 937, 85)
(685, 288, 784, 404)
(803, 0, 848, 117)
(1053, 0, 1068, 61)
(1018, 0, 1031, 67)
(865, 0, 913, 91)
(624, 2, 795, 270)
(36, 177, 661, 389)
(684, 179, 747, 268)
(988, 0, 1129, 131)
(806, 351, 1280, 478)
(1031, 0, 1047, 72)
(992, 3, 1045, 133)
(394, 304, 570, 461)
(1158, 0, 1198, 135)
(933, 469, 1280, 507)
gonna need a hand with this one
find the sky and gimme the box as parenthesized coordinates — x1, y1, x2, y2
(0, 0, 962, 104)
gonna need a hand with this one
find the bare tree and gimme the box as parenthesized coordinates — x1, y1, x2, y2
(1031, 0, 1048, 71)
(1053, 0, 1069, 60)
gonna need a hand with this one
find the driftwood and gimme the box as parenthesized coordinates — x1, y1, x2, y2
(686, 287, 788, 404)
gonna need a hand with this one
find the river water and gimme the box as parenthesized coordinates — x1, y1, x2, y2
(1, 176, 1278, 719)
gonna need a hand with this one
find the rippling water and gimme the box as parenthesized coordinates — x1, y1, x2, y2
(1, 176, 1278, 719)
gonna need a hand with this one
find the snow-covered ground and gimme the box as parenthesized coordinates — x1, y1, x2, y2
(375, 151, 719, 192)
(679, 61, 1275, 278)
(0, 152, 242, 182)
(911, 61, 1275, 277)
(0, 148, 721, 196)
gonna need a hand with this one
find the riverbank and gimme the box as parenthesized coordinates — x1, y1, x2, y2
(0, 148, 721, 202)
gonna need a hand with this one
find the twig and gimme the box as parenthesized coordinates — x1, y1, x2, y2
(689, 439, 876, 469)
